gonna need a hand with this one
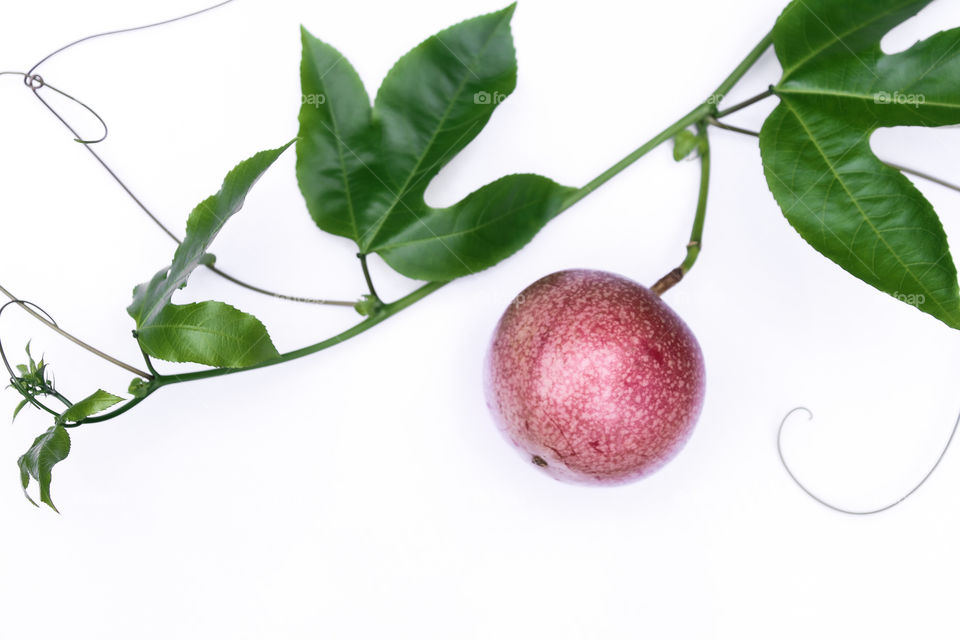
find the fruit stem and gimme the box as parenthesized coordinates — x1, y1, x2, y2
(652, 122, 711, 296)
(680, 123, 710, 274)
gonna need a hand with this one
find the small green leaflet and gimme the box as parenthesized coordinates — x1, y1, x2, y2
(760, 0, 960, 328)
(8, 342, 52, 422)
(59, 389, 123, 424)
(18, 424, 70, 512)
(12, 399, 29, 422)
(673, 130, 702, 161)
(297, 4, 575, 282)
(128, 143, 292, 366)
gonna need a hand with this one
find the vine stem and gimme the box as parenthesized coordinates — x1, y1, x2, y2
(711, 32, 775, 106)
(559, 103, 712, 211)
(78, 31, 779, 422)
(79, 280, 447, 424)
(560, 30, 773, 211)
(0, 283, 151, 379)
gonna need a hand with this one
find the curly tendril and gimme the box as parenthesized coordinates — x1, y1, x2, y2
(777, 406, 960, 515)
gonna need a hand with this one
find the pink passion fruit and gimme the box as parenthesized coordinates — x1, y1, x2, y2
(484, 269, 706, 485)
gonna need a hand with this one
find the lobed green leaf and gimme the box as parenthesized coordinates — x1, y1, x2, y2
(760, 0, 960, 328)
(297, 5, 574, 282)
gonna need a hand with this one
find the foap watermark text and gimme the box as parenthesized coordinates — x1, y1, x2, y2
(302, 93, 327, 108)
(474, 90, 507, 105)
(874, 91, 925, 107)
(893, 291, 926, 307)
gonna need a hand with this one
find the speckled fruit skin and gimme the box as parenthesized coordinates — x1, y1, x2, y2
(484, 269, 706, 485)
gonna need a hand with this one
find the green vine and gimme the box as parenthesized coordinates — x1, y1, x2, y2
(4, 0, 960, 510)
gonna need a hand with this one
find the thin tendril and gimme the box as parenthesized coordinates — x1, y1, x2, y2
(0, 284, 151, 379)
(777, 406, 960, 515)
(26, 0, 239, 77)
(29, 77, 107, 143)
(708, 117, 960, 193)
(9, 1, 356, 307)
(882, 161, 960, 195)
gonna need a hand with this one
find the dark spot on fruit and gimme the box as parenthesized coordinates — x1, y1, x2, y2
(588, 440, 603, 453)
(531, 455, 548, 467)
(644, 346, 665, 366)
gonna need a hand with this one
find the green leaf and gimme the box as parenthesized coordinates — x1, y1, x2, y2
(59, 389, 123, 423)
(25, 341, 36, 370)
(128, 378, 149, 398)
(133, 298, 280, 368)
(297, 5, 574, 282)
(353, 294, 381, 317)
(375, 174, 573, 280)
(12, 398, 29, 422)
(673, 130, 700, 161)
(760, 0, 960, 328)
(129, 143, 291, 366)
(18, 424, 70, 512)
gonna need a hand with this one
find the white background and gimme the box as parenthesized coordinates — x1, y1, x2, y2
(2, 0, 960, 637)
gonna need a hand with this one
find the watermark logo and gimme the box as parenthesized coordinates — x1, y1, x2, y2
(474, 90, 507, 105)
(302, 93, 327, 108)
(874, 91, 926, 107)
(706, 93, 724, 105)
(893, 291, 926, 307)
